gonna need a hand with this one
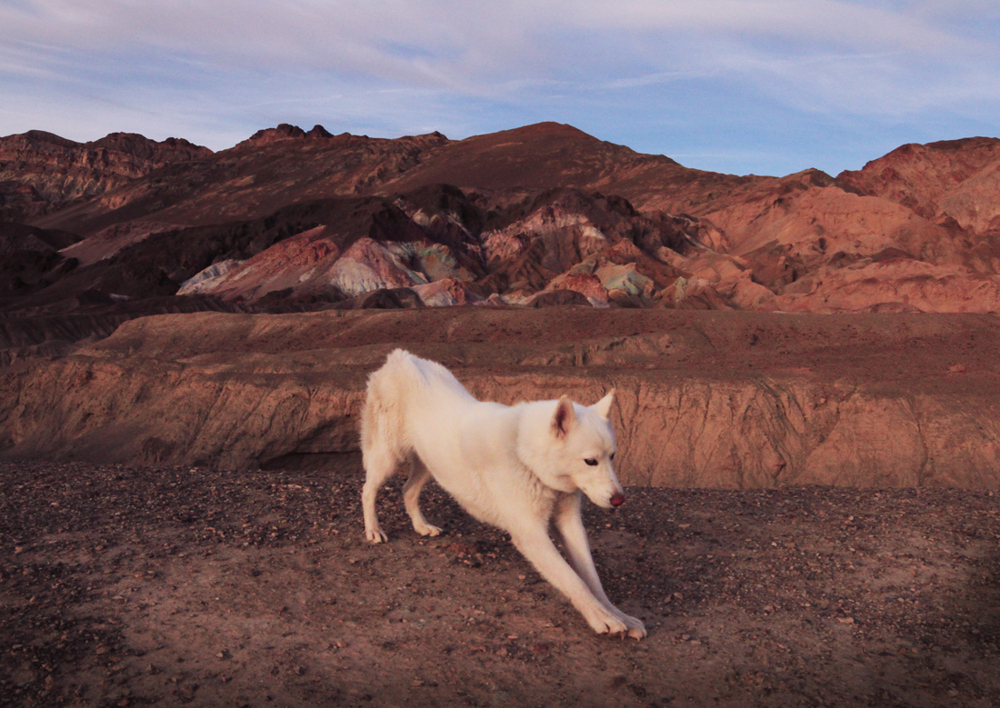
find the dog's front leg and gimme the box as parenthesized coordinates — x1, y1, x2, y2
(509, 523, 631, 636)
(554, 493, 646, 639)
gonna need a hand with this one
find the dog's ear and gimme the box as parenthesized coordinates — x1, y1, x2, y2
(592, 389, 615, 419)
(552, 396, 577, 439)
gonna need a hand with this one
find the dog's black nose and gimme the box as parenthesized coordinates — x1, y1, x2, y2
(610, 493, 625, 507)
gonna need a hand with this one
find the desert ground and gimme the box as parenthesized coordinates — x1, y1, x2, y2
(2, 455, 999, 708)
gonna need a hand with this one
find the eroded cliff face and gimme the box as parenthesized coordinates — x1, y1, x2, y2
(602, 379, 1000, 489)
(2, 308, 998, 489)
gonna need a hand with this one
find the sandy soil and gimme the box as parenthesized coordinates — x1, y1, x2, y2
(2, 458, 999, 707)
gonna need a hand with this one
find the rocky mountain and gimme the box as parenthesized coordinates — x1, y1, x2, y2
(2, 121, 1000, 340)
(0, 130, 211, 223)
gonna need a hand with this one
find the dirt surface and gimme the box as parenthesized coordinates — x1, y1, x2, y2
(2, 459, 999, 707)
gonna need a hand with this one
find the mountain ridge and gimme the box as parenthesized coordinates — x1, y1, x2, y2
(3, 121, 1000, 330)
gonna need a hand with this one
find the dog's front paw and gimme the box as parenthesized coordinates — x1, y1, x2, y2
(585, 607, 629, 636)
(622, 614, 647, 640)
(365, 527, 388, 543)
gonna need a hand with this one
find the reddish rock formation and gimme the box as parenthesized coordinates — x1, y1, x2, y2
(239, 123, 337, 146)
(4, 120, 1000, 324)
(838, 137, 1000, 232)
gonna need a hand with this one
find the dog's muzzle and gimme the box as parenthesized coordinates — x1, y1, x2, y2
(610, 493, 625, 507)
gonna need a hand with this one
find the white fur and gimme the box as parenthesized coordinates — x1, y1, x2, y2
(360, 349, 646, 639)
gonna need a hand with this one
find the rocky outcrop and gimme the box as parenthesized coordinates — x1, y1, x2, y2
(772, 258, 1000, 314)
(241, 123, 319, 145)
(0, 352, 365, 469)
(608, 378, 1000, 488)
(2, 308, 999, 488)
(165, 187, 697, 308)
(0, 295, 242, 366)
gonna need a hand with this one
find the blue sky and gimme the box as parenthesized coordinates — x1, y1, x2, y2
(1, 0, 998, 177)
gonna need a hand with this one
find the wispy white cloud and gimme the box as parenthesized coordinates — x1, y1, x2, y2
(0, 1, 997, 175)
(1, 1, 981, 83)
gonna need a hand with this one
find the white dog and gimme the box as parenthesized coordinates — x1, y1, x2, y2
(360, 349, 646, 639)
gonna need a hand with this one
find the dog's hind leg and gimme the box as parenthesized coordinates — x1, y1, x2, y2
(362, 446, 398, 543)
(403, 457, 442, 537)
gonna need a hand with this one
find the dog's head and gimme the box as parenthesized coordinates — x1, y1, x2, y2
(526, 391, 625, 508)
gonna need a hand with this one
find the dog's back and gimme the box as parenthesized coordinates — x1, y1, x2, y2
(360, 349, 472, 470)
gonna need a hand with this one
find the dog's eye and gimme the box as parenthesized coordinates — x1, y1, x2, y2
(584, 458, 598, 466)
(610, 452, 615, 461)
